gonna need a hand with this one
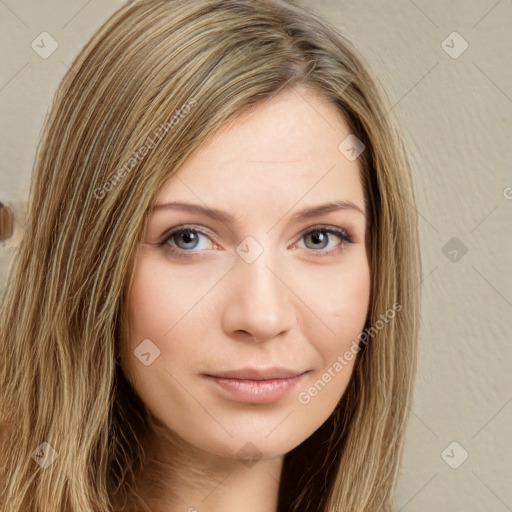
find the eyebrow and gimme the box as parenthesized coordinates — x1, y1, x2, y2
(150, 200, 365, 225)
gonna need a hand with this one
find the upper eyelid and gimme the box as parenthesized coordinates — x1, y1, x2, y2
(302, 224, 350, 236)
(162, 224, 218, 243)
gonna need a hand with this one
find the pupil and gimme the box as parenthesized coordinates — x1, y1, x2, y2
(179, 230, 197, 248)
(309, 231, 327, 248)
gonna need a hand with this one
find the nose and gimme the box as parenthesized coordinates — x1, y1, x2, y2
(220, 247, 296, 343)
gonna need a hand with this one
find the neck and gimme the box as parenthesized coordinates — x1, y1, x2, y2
(135, 420, 283, 512)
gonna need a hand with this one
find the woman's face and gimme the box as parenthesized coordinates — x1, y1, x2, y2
(120, 86, 370, 462)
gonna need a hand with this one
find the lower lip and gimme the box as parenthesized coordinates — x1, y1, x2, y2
(204, 374, 306, 404)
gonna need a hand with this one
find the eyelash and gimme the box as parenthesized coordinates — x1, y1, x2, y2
(158, 224, 353, 259)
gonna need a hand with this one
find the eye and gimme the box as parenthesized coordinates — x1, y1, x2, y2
(159, 226, 216, 257)
(158, 224, 353, 259)
(296, 225, 353, 255)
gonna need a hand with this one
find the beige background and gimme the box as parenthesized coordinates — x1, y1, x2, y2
(1, 0, 511, 510)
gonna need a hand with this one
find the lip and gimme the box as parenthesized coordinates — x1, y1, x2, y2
(203, 366, 309, 404)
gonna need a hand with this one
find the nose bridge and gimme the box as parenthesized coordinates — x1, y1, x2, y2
(221, 237, 295, 341)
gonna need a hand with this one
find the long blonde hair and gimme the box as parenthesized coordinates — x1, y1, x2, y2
(0, 0, 421, 510)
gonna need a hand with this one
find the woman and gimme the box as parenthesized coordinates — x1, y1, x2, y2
(0, 0, 421, 510)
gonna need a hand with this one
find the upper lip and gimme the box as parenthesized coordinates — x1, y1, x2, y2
(205, 366, 307, 381)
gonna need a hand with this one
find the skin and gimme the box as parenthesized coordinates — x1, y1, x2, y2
(120, 85, 371, 512)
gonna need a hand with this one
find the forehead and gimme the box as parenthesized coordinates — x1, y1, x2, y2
(152, 87, 365, 222)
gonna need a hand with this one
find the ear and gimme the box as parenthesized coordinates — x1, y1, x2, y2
(0, 201, 16, 242)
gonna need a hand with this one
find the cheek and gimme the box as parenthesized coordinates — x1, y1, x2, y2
(124, 254, 209, 350)
(295, 260, 369, 412)
(120, 254, 215, 392)
(309, 257, 370, 370)
(315, 254, 370, 332)
(119, 257, 177, 385)
(331, 262, 370, 331)
(125, 257, 182, 339)
(123, 270, 166, 358)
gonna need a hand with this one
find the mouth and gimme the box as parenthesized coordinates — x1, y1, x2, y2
(203, 366, 310, 404)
